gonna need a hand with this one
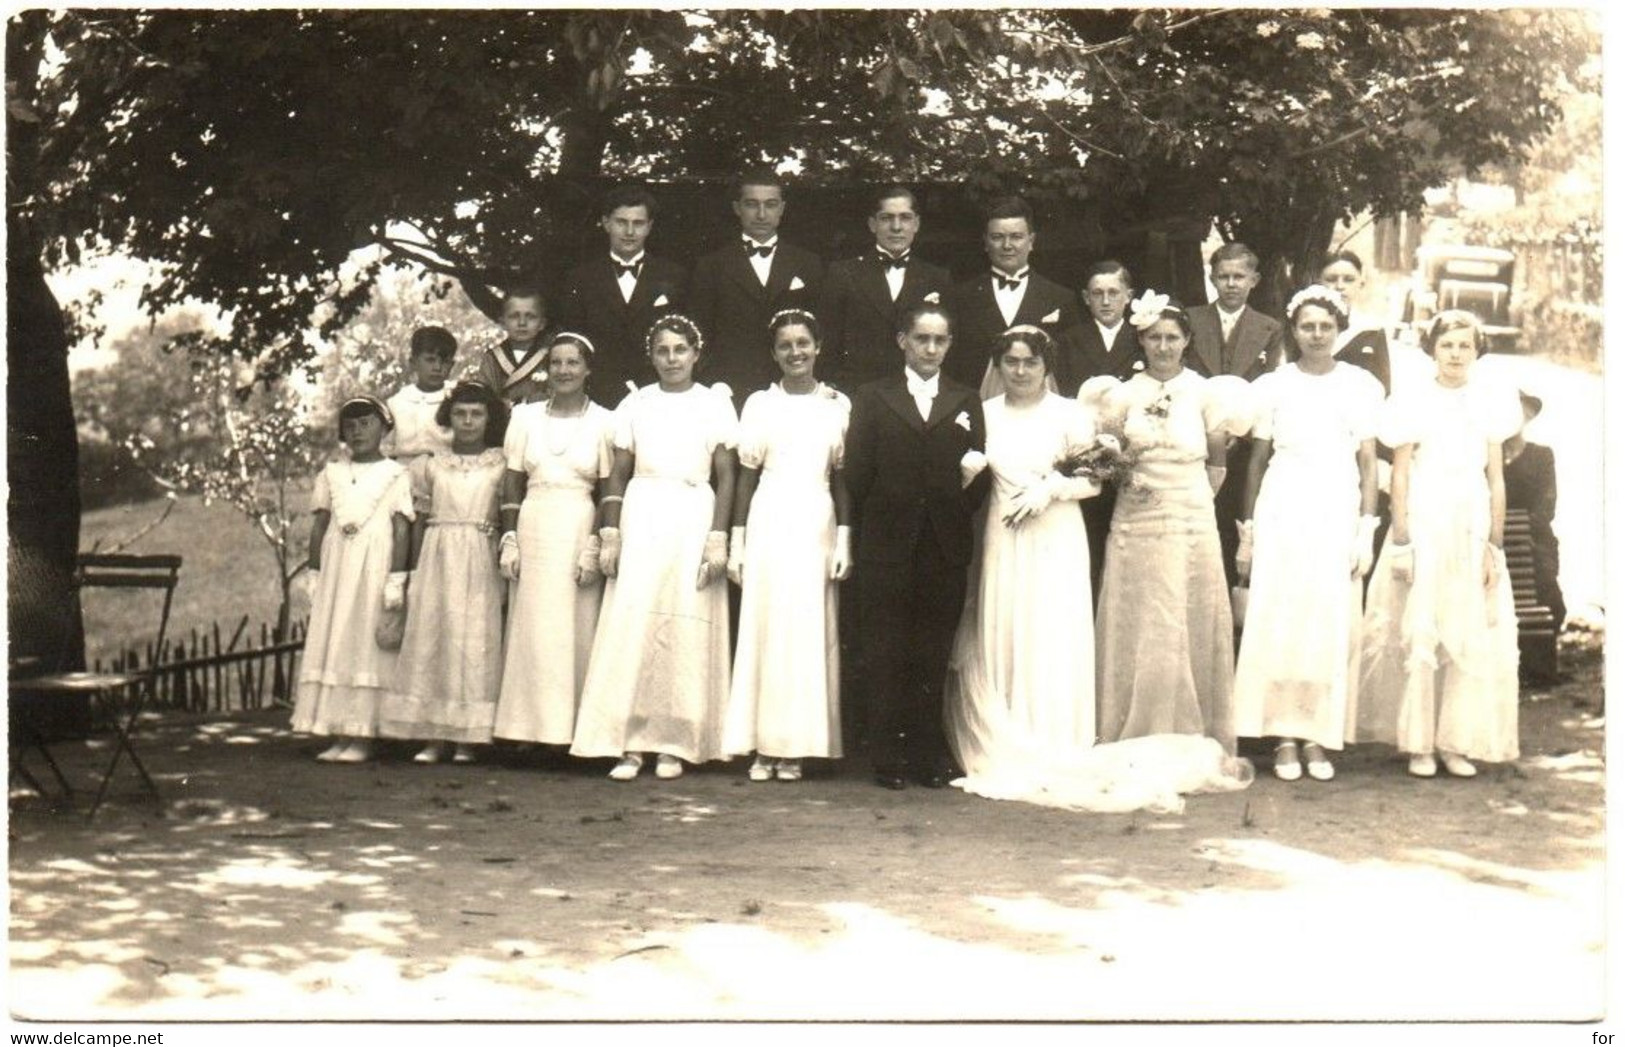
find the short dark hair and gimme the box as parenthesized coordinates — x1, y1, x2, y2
(1084, 260, 1134, 289)
(434, 380, 509, 447)
(1208, 242, 1260, 273)
(1318, 249, 1365, 276)
(503, 284, 546, 308)
(872, 184, 917, 215)
(898, 301, 953, 337)
(409, 326, 457, 360)
(993, 326, 1057, 375)
(734, 168, 785, 199)
(984, 195, 1034, 231)
(601, 184, 657, 220)
(769, 308, 822, 348)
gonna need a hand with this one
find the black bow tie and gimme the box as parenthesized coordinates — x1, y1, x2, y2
(879, 253, 909, 271)
(993, 269, 1029, 291)
(613, 259, 642, 279)
(744, 241, 775, 259)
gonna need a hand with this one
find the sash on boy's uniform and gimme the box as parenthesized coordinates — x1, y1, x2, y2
(493, 344, 547, 392)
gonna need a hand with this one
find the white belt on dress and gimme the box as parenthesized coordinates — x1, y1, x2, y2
(427, 518, 497, 535)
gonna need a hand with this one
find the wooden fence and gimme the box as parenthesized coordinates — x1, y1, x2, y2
(90, 616, 307, 713)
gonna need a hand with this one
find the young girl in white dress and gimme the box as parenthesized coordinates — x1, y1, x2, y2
(1357, 310, 1522, 777)
(493, 333, 615, 748)
(570, 315, 739, 781)
(722, 309, 851, 782)
(1232, 286, 1383, 782)
(381, 381, 509, 763)
(293, 397, 413, 763)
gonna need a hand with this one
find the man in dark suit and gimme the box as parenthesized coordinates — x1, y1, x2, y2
(557, 185, 687, 407)
(944, 195, 1080, 390)
(1057, 260, 1145, 605)
(1185, 242, 1284, 589)
(688, 170, 823, 405)
(845, 303, 990, 790)
(819, 185, 953, 393)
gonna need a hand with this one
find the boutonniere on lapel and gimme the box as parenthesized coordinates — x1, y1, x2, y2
(789, 276, 806, 291)
(1041, 309, 1060, 324)
(923, 292, 940, 304)
(954, 410, 972, 432)
(653, 294, 670, 307)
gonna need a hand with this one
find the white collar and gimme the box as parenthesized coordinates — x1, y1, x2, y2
(610, 251, 646, 266)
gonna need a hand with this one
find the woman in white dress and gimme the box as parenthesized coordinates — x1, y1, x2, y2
(1091, 292, 1253, 753)
(945, 327, 1103, 804)
(570, 315, 738, 780)
(722, 309, 851, 782)
(1232, 286, 1383, 782)
(1357, 310, 1521, 777)
(493, 333, 614, 748)
(382, 380, 508, 762)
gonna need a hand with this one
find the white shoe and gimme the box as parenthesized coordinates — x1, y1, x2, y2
(1439, 751, 1478, 778)
(1301, 743, 1335, 782)
(775, 759, 803, 782)
(1408, 754, 1438, 778)
(333, 740, 373, 763)
(316, 742, 348, 763)
(655, 754, 684, 779)
(609, 754, 644, 781)
(452, 745, 476, 764)
(414, 744, 445, 764)
(748, 756, 776, 782)
(1273, 741, 1303, 782)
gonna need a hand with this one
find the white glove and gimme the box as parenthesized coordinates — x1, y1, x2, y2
(498, 530, 521, 581)
(1236, 519, 1255, 583)
(1389, 540, 1414, 584)
(1003, 472, 1064, 529)
(1206, 464, 1227, 495)
(598, 526, 622, 578)
(726, 525, 747, 587)
(830, 525, 852, 581)
(697, 529, 729, 589)
(382, 571, 410, 611)
(959, 450, 988, 490)
(575, 533, 603, 587)
(1353, 515, 1380, 577)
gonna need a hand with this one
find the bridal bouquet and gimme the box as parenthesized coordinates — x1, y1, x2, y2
(1057, 420, 1140, 490)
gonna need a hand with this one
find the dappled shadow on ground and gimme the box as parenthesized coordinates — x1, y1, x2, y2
(7, 654, 1606, 1021)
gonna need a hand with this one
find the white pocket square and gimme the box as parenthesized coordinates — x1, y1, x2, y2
(1041, 309, 1060, 324)
(923, 292, 940, 304)
(653, 294, 670, 307)
(789, 276, 806, 291)
(954, 411, 972, 431)
(1133, 359, 1146, 371)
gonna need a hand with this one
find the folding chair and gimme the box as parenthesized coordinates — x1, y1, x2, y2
(8, 553, 181, 819)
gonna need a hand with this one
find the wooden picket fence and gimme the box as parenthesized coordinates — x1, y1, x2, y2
(90, 616, 308, 713)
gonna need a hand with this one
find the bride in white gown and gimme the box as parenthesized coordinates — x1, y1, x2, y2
(946, 319, 1254, 815)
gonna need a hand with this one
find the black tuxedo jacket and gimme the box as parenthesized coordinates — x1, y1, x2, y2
(944, 271, 1081, 389)
(558, 254, 687, 407)
(688, 240, 823, 400)
(1335, 328, 1393, 395)
(845, 373, 989, 568)
(819, 254, 953, 394)
(1055, 320, 1145, 396)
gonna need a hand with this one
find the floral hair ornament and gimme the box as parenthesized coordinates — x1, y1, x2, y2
(769, 307, 818, 329)
(1002, 323, 1048, 340)
(548, 330, 597, 356)
(1285, 284, 1350, 325)
(1127, 290, 1173, 331)
(646, 313, 705, 355)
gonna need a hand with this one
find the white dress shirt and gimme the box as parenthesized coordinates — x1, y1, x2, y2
(878, 247, 908, 301)
(905, 366, 939, 421)
(1217, 304, 1244, 344)
(384, 384, 453, 460)
(1096, 319, 1125, 352)
(745, 236, 778, 286)
(612, 251, 644, 304)
(992, 268, 1029, 327)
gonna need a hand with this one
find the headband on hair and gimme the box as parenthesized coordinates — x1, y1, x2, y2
(646, 313, 704, 355)
(1127, 290, 1173, 331)
(1285, 284, 1350, 323)
(1002, 324, 1048, 340)
(769, 308, 818, 330)
(339, 395, 396, 431)
(548, 330, 597, 355)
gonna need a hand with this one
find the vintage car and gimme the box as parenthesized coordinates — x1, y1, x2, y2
(1401, 244, 1521, 352)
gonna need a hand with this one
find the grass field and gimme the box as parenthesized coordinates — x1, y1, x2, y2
(77, 492, 313, 665)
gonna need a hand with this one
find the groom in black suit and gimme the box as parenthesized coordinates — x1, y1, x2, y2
(688, 170, 823, 405)
(558, 185, 687, 407)
(819, 185, 953, 393)
(845, 303, 990, 789)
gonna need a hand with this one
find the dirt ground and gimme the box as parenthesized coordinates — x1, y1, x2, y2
(6, 642, 1608, 1027)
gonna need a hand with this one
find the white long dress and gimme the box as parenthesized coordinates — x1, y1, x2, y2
(1232, 363, 1384, 750)
(722, 383, 848, 760)
(292, 458, 413, 737)
(1356, 377, 1522, 761)
(380, 449, 505, 743)
(493, 400, 613, 744)
(570, 384, 738, 764)
(945, 393, 1099, 801)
